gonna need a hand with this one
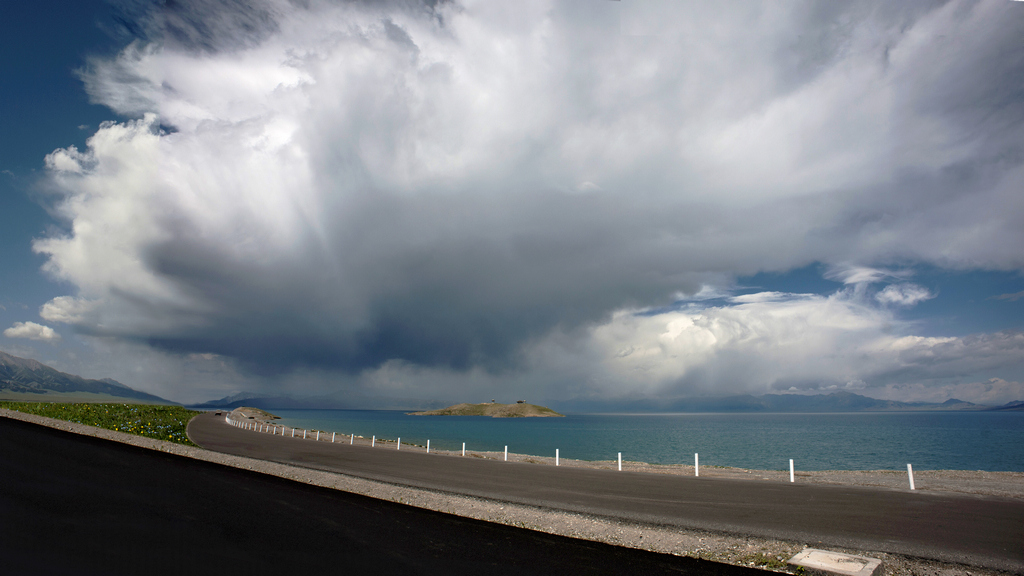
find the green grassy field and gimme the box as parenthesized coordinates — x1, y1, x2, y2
(0, 402, 201, 446)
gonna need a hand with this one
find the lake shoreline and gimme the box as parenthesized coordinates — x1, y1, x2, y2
(233, 407, 1024, 499)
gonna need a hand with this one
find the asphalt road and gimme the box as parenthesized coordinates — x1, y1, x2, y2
(0, 416, 771, 576)
(189, 412, 1024, 573)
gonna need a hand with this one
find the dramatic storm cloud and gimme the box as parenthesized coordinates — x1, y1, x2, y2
(33, 0, 1024, 403)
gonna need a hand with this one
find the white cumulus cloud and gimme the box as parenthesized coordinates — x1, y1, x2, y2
(4, 322, 61, 343)
(40, 296, 100, 324)
(875, 283, 935, 306)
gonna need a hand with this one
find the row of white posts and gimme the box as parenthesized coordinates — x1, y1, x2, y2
(226, 416, 918, 489)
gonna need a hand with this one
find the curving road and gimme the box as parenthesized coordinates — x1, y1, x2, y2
(0, 416, 769, 575)
(189, 412, 1024, 573)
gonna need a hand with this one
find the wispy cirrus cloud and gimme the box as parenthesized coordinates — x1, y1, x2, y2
(991, 290, 1024, 302)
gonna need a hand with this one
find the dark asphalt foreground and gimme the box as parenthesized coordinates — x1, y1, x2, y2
(189, 412, 1024, 573)
(0, 417, 769, 576)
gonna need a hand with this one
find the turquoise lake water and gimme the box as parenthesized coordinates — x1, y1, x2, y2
(271, 410, 1024, 471)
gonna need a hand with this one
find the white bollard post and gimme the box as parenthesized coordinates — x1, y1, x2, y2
(504, 446, 508, 461)
(372, 435, 376, 447)
(790, 459, 795, 483)
(462, 442, 466, 456)
(618, 452, 622, 471)
(332, 432, 336, 443)
(350, 433, 354, 445)
(292, 428, 295, 437)
(695, 453, 699, 477)
(316, 431, 320, 441)
(427, 440, 430, 453)
(303, 430, 307, 439)
(907, 463, 916, 490)
(556, 449, 560, 466)
(397, 438, 401, 450)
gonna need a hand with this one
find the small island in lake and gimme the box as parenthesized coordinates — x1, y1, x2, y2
(408, 402, 564, 418)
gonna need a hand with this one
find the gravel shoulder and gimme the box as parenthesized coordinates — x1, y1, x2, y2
(5, 407, 1021, 576)
(481, 454, 1024, 501)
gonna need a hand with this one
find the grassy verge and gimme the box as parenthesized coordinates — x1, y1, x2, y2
(0, 401, 201, 447)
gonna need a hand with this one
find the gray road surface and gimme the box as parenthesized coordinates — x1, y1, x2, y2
(189, 412, 1024, 573)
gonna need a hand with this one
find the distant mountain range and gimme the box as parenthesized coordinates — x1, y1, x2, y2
(6, 348, 1016, 413)
(562, 391, 1024, 413)
(188, 392, 401, 411)
(990, 400, 1024, 411)
(0, 350, 171, 404)
(192, 389, 1024, 413)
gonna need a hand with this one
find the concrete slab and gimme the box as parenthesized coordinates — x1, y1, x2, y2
(788, 548, 882, 576)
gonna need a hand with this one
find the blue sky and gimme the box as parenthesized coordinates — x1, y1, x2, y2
(2, 0, 1023, 407)
(739, 265, 1024, 337)
(1, 0, 117, 309)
